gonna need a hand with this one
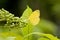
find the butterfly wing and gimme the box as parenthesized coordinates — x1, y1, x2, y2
(28, 10, 40, 25)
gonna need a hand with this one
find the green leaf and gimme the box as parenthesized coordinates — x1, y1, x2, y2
(38, 37, 49, 40)
(21, 23, 33, 36)
(0, 32, 23, 40)
(23, 32, 59, 40)
(21, 22, 34, 40)
(21, 6, 32, 20)
(38, 32, 59, 40)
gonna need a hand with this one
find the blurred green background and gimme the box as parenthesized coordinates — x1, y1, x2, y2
(0, 0, 60, 38)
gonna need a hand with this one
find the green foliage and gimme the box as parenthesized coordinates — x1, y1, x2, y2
(0, 8, 27, 33)
(0, 32, 23, 40)
(38, 38, 49, 40)
(23, 32, 59, 40)
(0, 6, 59, 40)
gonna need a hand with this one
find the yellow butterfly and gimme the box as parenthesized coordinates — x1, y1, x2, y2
(28, 10, 40, 25)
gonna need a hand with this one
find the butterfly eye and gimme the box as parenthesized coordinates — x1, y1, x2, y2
(28, 10, 40, 25)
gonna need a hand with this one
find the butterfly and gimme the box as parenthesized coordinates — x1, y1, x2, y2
(28, 10, 40, 25)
